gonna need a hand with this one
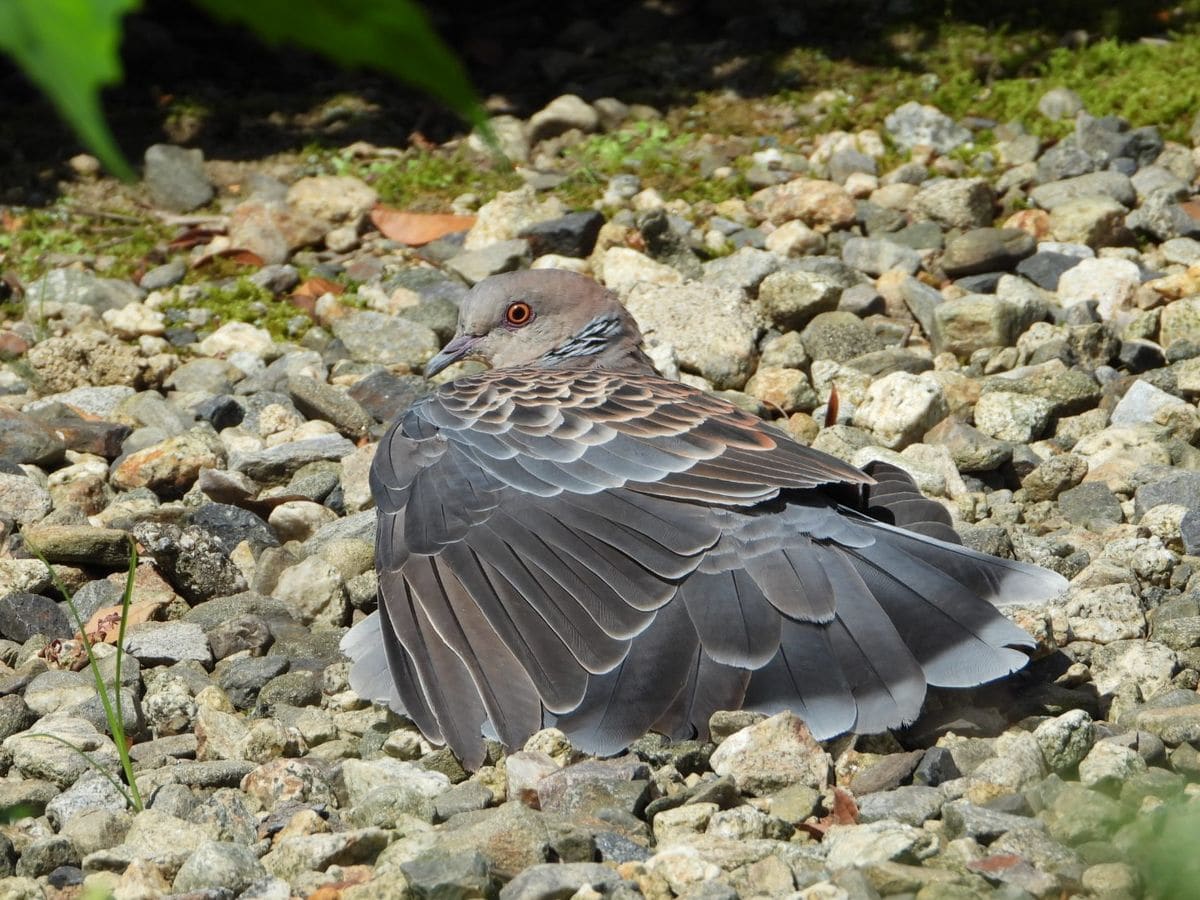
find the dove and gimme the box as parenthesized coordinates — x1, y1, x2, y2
(342, 268, 1067, 768)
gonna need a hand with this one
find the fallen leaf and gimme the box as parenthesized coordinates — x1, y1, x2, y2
(168, 227, 223, 250)
(84, 599, 168, 643)
(799, 786, 859, 839)
(823, 786, 857, 827)
(292, 277, 345, 301)
(370, 205, 474, 246)
(193, 248, 265, 269)
(825, 384, 839, 428)
(968, 854, 1025, 874)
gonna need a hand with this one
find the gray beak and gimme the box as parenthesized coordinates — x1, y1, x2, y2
(424, 333, 481, 378)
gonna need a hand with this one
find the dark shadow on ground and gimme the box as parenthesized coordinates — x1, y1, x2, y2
(0, 0, 1190, 201)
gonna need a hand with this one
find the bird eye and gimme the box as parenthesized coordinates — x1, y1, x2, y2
(505, 301, 533, 327)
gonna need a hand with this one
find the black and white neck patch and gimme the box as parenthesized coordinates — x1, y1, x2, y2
(540, 314, 624, 363)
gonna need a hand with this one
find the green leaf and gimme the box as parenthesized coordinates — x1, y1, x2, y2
(191, 0, 488, 133)
(0, 0, 139, 180)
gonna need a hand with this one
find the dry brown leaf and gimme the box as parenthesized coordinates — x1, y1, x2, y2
(1, 211, 25, 234)
(84, 599, 168, 644)
(293, 277, 345, 301)
(829, 786, 859, 825)
(193, 248, 266, 269)
(168, 227, 223, 250)
(825, 384, 840, 428)
(369, 205, 474, 246)
(799, 786, 859, 839)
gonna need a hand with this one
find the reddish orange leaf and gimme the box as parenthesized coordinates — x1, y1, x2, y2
(829, 786, 858, 825)
(370, 205, 474, 246)
(799, 787, 859, 839)
(84, 599, 169, 644)
(191, 248, 266, 270)
(168, 227, 222, 250)
(825, 385, 840, 428)
(293, 277, 345, 301)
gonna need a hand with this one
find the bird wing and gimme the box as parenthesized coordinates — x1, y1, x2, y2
(350, 366, 1067, 766)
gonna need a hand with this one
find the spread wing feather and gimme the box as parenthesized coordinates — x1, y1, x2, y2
(343, 364, 1068, 765)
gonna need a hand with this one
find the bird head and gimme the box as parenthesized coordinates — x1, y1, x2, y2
(424, 269, 648, 376)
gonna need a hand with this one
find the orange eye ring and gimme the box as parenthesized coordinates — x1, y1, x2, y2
(505, 301, 533, 327)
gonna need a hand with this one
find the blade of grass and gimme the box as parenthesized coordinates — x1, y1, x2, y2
(24, 732, 134, 807)
(0, 0, 139, 180)
(27, 537, 144, 810)
(192, 0, 494, 149)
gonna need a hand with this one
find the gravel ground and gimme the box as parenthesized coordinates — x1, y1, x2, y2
(2, 79, 1200, 900)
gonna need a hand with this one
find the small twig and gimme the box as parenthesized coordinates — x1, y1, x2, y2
(27, 539, 144, 811)
(153, 212, 229, 228)
(25, 733, 134, 808)
(64, 206, 144, 224)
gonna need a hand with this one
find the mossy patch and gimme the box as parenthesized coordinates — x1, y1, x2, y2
(0, 203, 172, 283)
(302, 143, 523, 212)
(557, 120, 750, 207)
(672, 21, 1200, 146)
(162, 277, 308, 342)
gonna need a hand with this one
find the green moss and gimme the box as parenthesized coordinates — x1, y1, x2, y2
(558, 121, 749, 207)
(164, 277, 308, 342)
(0, 204, 171, 282)
(372, 149, 523, 209)
(300, 143, 523, 211)
(738, 22, 1200, 145)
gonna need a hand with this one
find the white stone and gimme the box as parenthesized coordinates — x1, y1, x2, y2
(624, 281, 760, 390)
(526, 94, 599, 142)
(1079, 740, 1147, 789)
(464, 186, 565, 251)
(1110, 379, 1190, 427)
(1091, 639, 1177, 696)
(102, 302, 166, 338)
(598, 247, 683, 299)
(286, 175, 377, 225)
(973, 391, 1055, 442)
(269, 500, 339, 543)
(531, 254, 589, 273)
(1056, 257, 1141, 320)
(273, 557, 348, 627)
(1063, 584, 1147, 643)
(852, 371, 949, 449)
(197, 321, 275, 359)
(824, 820, 935, 869)
(764, 220, 824, 257)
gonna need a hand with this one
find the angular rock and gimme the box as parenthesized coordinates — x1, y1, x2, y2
(0, 592, 71, 642)
(20, 524, 131, 568)
(748, 178, 857, 230)
(709, 712, 830, 795)
(841, 237, 921, 276)
(519, 210, 605, 258)
(884, 102, 971, 153)
(801, 310, 887, 363)
(931, 295, 1023, 359)
(173, 840, 268, 894)
(124, 621, 212, 667)
(111, 428, 225, 497)
(624, 282, 760, 389)
(853, 371, 948, 449)
(332, 311, 440, 369)
(912, 178, 995, 230)
(144, 144, 214, 213)
(941, 228, 1035, 276)
(132, 521, 247, 603)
